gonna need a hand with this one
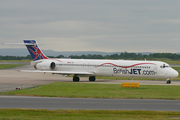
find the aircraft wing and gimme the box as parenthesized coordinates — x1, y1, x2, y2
(20, 70, 95, 75)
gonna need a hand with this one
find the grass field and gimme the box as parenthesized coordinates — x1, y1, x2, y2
(162, 60, 180, 65)
(1, 82, 180, 100)
(0, 109, 180, 120)
(0, 64, 23, 69)
(173, 67, 180, 70)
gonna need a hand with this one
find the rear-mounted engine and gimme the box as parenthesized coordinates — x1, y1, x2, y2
(34, 62, 56, 71)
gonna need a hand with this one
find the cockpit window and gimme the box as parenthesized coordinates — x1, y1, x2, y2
(160, 64, 170, 68)
(163, 64, 165, 68)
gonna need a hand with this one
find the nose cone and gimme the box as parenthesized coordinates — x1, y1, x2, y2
(171, 69, 179, 78)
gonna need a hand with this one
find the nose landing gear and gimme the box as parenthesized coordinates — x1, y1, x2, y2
(166, 79, 171, 84)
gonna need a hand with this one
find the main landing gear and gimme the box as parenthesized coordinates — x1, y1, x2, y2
(73, 76, 96, 82)
(73, 76, 79, 82)
(166, 79, 171, 84)
(89, 76, 96, 82)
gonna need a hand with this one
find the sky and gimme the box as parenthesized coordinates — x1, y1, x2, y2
(0, 0, 180, 53)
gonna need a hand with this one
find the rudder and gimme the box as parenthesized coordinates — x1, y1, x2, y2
(24, 40, 48, 61)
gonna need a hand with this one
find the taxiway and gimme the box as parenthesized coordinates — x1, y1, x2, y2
(0, 96, 180, 111)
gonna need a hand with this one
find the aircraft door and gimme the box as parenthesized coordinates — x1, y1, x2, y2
(153, 65, 157, 75)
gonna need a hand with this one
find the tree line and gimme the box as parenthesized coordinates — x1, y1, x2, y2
(68, 52, 180, 60)
(1, 52, 180, 60)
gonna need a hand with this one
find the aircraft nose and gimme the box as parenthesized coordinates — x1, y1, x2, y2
(172, 69, 179, 78)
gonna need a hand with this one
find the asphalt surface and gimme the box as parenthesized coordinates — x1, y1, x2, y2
(0, 96, 180, 111)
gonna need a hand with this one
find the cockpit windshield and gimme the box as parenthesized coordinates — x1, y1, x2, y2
(160, 64, 170, 68)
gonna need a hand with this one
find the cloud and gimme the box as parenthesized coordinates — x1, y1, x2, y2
(0, 0, 180, 53)
(152, 19, 180, 24)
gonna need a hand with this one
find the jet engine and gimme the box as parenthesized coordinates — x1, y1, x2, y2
(34, 62, 56, 71)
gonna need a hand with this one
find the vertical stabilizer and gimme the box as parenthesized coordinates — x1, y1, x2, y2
(24, 40, 48, 61)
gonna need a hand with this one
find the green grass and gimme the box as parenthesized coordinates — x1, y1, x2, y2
(172, 67, 180, 70)
(149, 59, 180, 64)
(1, 83, 180, 100)
(0, 64, 23, 69)
(162, 60, 180, 65)
(0, 109, 180, 120)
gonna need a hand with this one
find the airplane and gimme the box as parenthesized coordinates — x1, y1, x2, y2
(15, 40, 180, 84)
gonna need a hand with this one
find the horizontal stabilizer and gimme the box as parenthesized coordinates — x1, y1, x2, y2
(2, 43, 34, 45)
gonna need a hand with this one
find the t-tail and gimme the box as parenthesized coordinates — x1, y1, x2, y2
(24, 40, 48, 61)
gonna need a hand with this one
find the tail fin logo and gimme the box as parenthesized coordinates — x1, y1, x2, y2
(24, 40, 48, 61)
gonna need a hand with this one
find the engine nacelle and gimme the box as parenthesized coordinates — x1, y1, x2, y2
(35, 62, 56, 71)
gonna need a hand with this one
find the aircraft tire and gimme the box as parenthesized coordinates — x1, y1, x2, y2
(166, 80, 171, 84)
(73, 77, 79, 82)
(89, 76, 96, 82)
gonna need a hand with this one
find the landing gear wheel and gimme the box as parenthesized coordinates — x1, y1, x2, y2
(166, 80, 171, 84)
(89, 76, 96, 82)
(73, 76, 80, 82)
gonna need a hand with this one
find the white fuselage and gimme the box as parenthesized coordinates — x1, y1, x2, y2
(34, 59, 179, 79)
